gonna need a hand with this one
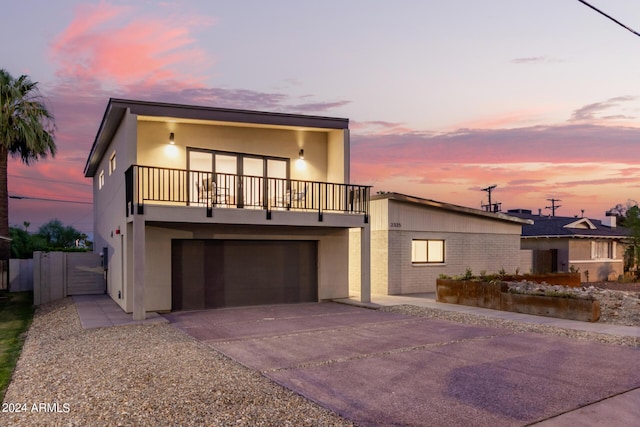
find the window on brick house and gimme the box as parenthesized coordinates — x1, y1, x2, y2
(412, 239, 445, 263)
(591, 241, 615, 259)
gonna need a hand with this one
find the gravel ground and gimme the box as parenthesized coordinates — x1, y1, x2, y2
(1, 298, 354, 427)
(589, 281, 640, 292)
(2, 293, 639, 426)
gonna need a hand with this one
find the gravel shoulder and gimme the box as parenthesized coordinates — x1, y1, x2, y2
(1, 298, 353, 427)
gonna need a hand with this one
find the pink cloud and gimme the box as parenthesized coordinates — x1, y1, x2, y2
(12, 2, 640, 234)
(450, 108, 552, 130)
(351, 120, 417, 135)
(50, 1, 213, 87)
(353, 124, 640, 165)
(351, 123, 640, 217)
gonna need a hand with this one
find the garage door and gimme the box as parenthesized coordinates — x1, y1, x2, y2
(171, 239, 318, 310)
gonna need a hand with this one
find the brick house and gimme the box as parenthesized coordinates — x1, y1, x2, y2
(507, 210, 629, 282)
(353, 193, 532, 295)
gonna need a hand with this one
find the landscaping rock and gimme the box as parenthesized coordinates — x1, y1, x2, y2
(507, 281, 640, 327)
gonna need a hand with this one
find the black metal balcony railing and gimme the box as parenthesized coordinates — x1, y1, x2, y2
(125, 165, 370, 222)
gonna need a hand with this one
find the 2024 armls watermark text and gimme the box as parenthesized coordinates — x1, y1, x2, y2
(2, 402, 70, 413)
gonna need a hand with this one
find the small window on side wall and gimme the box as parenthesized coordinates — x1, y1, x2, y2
(109, 151, 116, 175)
(99, 170, 105, 189)
(412, 239, 445, 264)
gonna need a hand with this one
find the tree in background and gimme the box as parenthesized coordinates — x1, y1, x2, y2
(9, 219, 90, 258)
(0, 69, 56, 262)
(8, 227, 45, 259)
(622, 205, 640, 276)
(36, 219, 89, 250)
(609, 201, 640, 276)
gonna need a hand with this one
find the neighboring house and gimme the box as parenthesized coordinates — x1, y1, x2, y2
(355, 193, 533, 295)
(507, 210, 629, 282)
(85, 99, 371, 319)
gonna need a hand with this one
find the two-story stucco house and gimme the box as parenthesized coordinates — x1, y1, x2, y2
(84, 99, 371, 319)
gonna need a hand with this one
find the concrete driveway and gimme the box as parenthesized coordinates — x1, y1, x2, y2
(165, 302, 640, 426)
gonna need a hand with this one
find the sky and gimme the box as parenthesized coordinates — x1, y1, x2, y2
(2, 0, 640, 237)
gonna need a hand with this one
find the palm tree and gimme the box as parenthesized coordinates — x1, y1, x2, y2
(0, 69, 56, 263)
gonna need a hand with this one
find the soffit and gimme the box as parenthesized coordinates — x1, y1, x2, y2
(137, 115, 333, 133)
(85, 98, 348, 177)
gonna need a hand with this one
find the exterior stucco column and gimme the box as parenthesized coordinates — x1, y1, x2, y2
(132, 215, 145, 320)
(360, 224, 371, 303)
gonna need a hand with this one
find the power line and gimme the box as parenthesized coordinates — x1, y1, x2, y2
(9, 195, 92, 205)
(8, 173, 91, 187)
(480, 185, 501, 212)
(545, 198, 562, 216)
(577, 0, 640, 38)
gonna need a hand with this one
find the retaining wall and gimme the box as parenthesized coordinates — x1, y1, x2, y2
(436, 278, 599, 322)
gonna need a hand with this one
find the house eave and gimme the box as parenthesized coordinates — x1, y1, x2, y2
(522, 235, 627, 239)
(85, 100, 123, 177)
(373, 192, 533, 225)
(84, 98, 350, 178)
(120, 98, 350, 129)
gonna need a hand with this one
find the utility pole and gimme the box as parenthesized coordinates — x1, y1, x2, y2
(545, 198, 562, 216)
(481, 185, 500, 212)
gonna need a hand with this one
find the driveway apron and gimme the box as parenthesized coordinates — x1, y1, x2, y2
(165, 302, 640, 427)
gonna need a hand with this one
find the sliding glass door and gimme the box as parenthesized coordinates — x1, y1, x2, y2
(188, 151, 213, 205)
(215, 154, 237, 205)
(242, 157, 263, 207)
(188, 148, 288, 208)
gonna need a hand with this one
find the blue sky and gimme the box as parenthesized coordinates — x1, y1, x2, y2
(2, 0, 640, 235)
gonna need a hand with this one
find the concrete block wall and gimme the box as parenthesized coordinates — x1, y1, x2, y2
(386, 231, 523, 294)
(33, 252, 66, 305)
(9, 259, 33, 292)
(519, 249, 533, 275)
(370, 230, 389, 295)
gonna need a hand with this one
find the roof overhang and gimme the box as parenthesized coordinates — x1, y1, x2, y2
(372, 192, 533, 225)
(522, 235, 629, 240)
(84, 98, 350, 177)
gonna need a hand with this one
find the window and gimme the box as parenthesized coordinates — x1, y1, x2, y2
(412, 239, 445, 263)
(187, 148, 290, 206)
(109, 151, 116, 175)
(591, 241, 615, 259)
(98, 170, 105, 189)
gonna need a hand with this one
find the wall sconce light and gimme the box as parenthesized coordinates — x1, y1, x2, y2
(169, 132, 175, 145)
(298, 149, 304, 160)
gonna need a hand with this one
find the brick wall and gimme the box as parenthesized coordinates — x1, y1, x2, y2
(386, 231, 523, 294)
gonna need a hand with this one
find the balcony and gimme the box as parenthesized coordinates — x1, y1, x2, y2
(125, 165, 370, 223)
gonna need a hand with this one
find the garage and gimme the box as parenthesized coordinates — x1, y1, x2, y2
(171, 239, 318, 310)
